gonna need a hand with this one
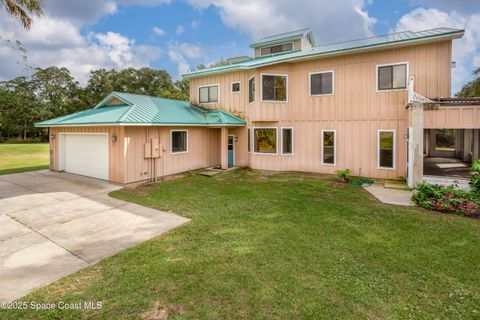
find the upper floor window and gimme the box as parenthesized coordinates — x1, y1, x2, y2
(199, 84, 219, 103)
(310, 71, 334, 96)
(260, 43, 293, 56)
(262, 74, 287, 102)
(249, 76, 255, 103)
(231, 81, 240, 93)
(377, 63, 407, 91)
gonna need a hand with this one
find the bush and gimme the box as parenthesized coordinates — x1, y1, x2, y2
(335, 169, 351, 183)
(412, 182, 479, 218)
(470, 160, 480, 194)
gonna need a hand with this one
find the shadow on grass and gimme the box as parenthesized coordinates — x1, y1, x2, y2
(0, 165, 49, 175)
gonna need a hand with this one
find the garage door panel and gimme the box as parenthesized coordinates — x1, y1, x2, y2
(63, 134, 108, 180)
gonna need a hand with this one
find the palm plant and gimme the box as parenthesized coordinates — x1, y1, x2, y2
(1, 0, 43, 29)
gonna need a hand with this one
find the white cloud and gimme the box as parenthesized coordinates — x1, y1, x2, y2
(167, 41, 204, 76)
(186, 0, 376, 43)
(152, 26, 166, 37)
(176, 25, 185, 35)
(191, 20, 200, 29)
(0, 14, 161, 84)
(394, 8, 480, 93)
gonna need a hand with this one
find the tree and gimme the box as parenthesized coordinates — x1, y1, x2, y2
(1, 0, 43, 29)
(456, 68, 480, 97)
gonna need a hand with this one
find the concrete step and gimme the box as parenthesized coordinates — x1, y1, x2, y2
(384, 180, 409, 190)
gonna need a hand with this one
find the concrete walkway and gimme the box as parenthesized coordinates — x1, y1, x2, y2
(363, 182, 414, 206)
(0, 170, 189, 303)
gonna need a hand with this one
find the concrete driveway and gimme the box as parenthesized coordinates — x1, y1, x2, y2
(0, 170, 189, 303)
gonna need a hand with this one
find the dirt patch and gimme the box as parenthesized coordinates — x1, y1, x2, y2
(140, 301, 184, 320)
(327, 182, 349, 189)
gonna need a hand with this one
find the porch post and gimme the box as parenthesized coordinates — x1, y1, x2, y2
(473, 129, 479, 162)
(220, 127, 228, 169)
(411, 102, 424, 187)
(463, 129, 473, 162)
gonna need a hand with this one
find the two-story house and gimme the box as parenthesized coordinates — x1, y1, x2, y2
(37, 27, 480, 185)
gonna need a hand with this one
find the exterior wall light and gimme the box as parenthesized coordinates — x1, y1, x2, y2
(111, 133, 117, 143)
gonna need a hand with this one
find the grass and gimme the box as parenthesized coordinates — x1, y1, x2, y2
(0, 143, 49, 175)
(2, 169, 480, 319)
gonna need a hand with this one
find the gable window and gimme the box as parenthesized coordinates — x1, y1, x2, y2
(231, 81, 240, 93)
(378, 130, 395, 169)
(377, 63, 407, 91)
(281, 127, 293, 155)
(249, 76, 255, 103)
(322, 130, 336, 165)
(260, 43, 293, 56)
(262, 74, 287, 102)
(199, 85, 219, 103)
(310, 71, 334, 95)
(253, 128, 277, 154)
(171, 130, 188, 154)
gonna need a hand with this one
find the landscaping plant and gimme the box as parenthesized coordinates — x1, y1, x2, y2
(412, 182, 479, 218)
(335, 169, 351, 183)
(470, 160, 480, 194)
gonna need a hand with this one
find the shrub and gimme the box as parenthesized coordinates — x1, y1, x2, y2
(412, 182, 479, 218)
(335, 169, 351, 183)
(470, 160, 480, 194)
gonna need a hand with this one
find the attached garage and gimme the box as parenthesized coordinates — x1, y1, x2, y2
(59, 133, 109, 180)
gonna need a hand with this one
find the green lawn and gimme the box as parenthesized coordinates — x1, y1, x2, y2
(2, 169, 480, 319)
(0, 143, 49, 175)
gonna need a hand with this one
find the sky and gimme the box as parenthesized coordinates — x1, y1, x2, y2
(0, 0, 479, 94)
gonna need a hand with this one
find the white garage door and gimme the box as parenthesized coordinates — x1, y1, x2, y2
(62, 134, 108, 180)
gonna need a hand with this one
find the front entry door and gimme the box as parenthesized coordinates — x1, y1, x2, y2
(228, 135, 235, 167)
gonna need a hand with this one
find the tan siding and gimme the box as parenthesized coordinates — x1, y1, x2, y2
(189, 41, 453, 179)
(123, 126, 221, 183)
(424, 105, 480, 129)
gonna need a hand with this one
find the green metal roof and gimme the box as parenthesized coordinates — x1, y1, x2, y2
(35, 92, 246, 127)
(184, 27, 464, 79)
(249, 28, 316, 48)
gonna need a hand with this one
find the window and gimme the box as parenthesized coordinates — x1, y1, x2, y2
(171, 130, 188, 153)
(260, 43, 293, 56)
(253, 128, 277, 154)
(249, 76, 255, 103)
(198, 85, 219, 103)
(435, 129, 455, 151)
(322, 130, 336, 165)
(377, 63, 407, 90)
(310, 71, 334, 95)
(262, 74, 287, 102)
(231, 81, 240, 93)
(247, 128, 251, 153)
(281, 128, 293, 155)
(378, 130, 395, 169)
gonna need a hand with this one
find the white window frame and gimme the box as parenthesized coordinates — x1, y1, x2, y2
(247, 128, 251, 153)
(248, 75, 255, 104)
(260, 73, 288, 103)
(259, 42, 294, 56)
(231, 81, 241, 94)
(198, 84, 220, 104)
(376, 62, 409, 92)
(252, 127, 278, 155)
(377, 129, 396, 170)
(309, 70, 334, 96)
(281, 127, 294, 156)
(321, 129, 336, 166)
(170, 129, 188, 154)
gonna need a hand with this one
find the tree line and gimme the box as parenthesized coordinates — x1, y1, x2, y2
(0, 67, 189, 141)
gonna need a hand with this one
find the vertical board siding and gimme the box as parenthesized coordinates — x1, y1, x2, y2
(123, 126, 221, 183)
(424, 106, 480, 129)
(189, 41, 453, 179)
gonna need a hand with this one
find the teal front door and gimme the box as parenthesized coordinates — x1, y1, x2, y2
(228, 135, 235, 167)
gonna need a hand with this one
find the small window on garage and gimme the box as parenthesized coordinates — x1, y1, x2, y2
(171, 130, 188, 153)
